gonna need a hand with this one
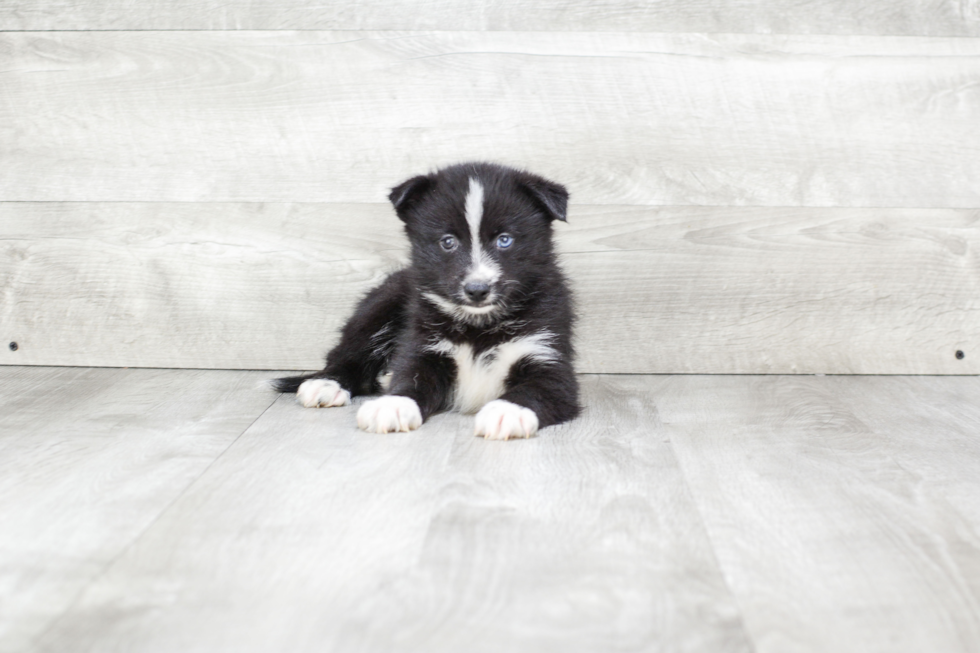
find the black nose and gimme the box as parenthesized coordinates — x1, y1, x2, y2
(464, 282, 491, 303)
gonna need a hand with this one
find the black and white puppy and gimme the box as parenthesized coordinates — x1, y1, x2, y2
(274, 162, 579, 439)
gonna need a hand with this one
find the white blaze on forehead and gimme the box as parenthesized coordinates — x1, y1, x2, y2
(463, 177, 500, 283)
(465, 177, 484, 239)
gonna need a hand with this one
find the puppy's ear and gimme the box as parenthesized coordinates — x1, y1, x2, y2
(518, 172, 569, 222)
(388, 174, 432, 222)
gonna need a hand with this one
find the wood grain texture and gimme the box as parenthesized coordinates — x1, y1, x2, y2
(657, 375, 980, 653)
(2, 202, 977, 374)
(2, 0, 979, 35)
(29, 374, 752, 653)
(2, 31, 980, 207)
(0, 366, 276, 653)
(6, 370, 980, 652)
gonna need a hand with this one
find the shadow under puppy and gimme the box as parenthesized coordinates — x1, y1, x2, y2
(274, 162, 579, 439)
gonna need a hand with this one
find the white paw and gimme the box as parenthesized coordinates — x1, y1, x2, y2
(474, 400, 539, 440)
(296, 378, 351, 408)
(357, 396, 422, 433)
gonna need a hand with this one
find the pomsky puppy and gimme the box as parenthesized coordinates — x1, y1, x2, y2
(273, 162, 579, 439)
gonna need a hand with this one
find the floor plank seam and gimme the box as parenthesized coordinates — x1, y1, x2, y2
(26, 391, 283, 650)
(664, 434, 762, 653)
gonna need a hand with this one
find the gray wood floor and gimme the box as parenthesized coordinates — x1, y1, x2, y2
(2, 367, 979, 652)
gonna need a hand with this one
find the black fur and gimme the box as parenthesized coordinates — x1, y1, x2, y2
(275, 162, 580, 430)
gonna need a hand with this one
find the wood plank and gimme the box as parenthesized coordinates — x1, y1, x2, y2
(1, 0, 978, 36)
(2, 31, 980, 207)
(569, 206, 980, 374)
(30, 375, 753, 653)
(2, 202, 977, 374)
(0, 202, 404, 371)
(833, 375, 980, 528)
(0, 366, 277, 652)
(656, 375, 980, 653)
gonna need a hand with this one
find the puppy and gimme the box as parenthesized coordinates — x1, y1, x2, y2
(274, 162, 579, 439)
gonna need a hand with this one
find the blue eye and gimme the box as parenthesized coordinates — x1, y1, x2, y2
(496, 234, 514, 249)
(440, 235, 457, 251)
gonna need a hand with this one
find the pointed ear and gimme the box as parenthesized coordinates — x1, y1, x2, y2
(517, 172, 569, 222)
(388, 174, 432, 221)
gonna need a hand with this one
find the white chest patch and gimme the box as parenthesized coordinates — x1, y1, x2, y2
(426, 332, 559, 414)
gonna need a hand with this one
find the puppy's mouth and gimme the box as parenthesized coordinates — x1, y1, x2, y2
(421, 290, 504, 324)
(458, 299, 498, 314)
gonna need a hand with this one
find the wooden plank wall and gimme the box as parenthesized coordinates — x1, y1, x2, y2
(1, 6, 978, 374)
(3, 1, 980, 35)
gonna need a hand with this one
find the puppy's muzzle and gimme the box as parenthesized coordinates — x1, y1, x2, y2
(463, 281, 491, 304)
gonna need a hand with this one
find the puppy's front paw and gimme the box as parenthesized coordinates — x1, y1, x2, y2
(474, 400, 539, 440)
(357, 396, 422, 433)
(296, 378, 351, 408)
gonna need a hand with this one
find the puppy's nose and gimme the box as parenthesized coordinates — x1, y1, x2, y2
(463, 281, 491, 303)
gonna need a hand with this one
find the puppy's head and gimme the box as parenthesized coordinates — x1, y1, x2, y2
(389, 162, 568, 325)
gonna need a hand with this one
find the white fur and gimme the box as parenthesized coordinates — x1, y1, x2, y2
(357, 395, 423, 433)
(425, 331, 559, 414)
(422, 291, 503, 326)
(296, 378, 351, 408)
(463, 177, 501, 285)
(422, 291, 465, 317)
(474, 399, 539, 440)
(367, 323, 394, 360)
(464, 177, 484, 241)
(459, 304, 498, 315)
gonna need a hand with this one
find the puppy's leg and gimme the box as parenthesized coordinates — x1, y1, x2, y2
(356, 350, 455, 433)
(474, 360, 579, 440)
(272, 270, 410, 407)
